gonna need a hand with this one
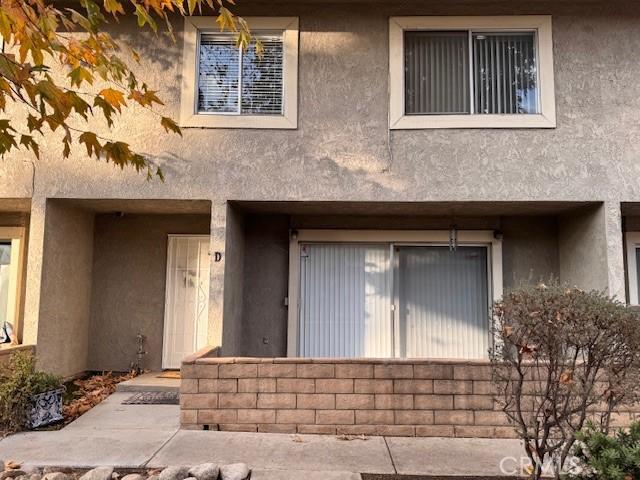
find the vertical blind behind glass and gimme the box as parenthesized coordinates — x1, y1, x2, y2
(404, 30, 538, 115)
(198, 32, 284, 115)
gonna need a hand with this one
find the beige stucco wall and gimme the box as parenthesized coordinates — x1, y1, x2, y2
(9, 0, 640, 365)
(36, 201, 95, 377)
(88, 213, 210, 372)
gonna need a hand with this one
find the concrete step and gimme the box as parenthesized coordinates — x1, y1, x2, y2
(116, 372, 180, 393)
(251, 470, 362, 480)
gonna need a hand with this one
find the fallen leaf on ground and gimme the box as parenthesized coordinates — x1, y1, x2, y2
(62, 370, 138, 424)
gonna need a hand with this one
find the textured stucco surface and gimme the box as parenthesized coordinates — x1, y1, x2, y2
(88, 213, 210, 372)
(36, 201, 95, 377)
(7, 0, 640, 365)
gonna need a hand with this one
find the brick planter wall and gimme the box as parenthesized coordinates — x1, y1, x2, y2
(180, 351, 520, 437)
(181, 352, 639, 437)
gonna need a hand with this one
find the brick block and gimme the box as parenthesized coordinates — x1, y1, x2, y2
(453, 365, 492, 380)
(494, 426, 519, 439)
(413, 365, 453, 379)
(218, 393, 257, 409)
(454, 426, 496, 438)
(416, 425, 455, 437)
(199, 379, 238, 393)
(434, 410, 474, 425)
(180, 364, 199, 379)
(298, 425, 337, 435)
(316, 379, 354, 393)
(257, 393, 296, 409)
(180, 379, 198, 393)
(433, 380, 473, 394)
(198, 409, 237, 424)
(414, 395, 453, 410)
(297, 364, 335, 378)
(195, 364, 219, 379)
(277, 378, 315, 393)
(316, 410, 355, 425)
(181, 424, 205, 430)
(375, 394, 413, 410)
(393, 379, 433, 394)
(374, 365, 413, 379)
(258, 424, 297, 434)
(473, 381, 494, 395)
(258, 363, 297, 378)
(474, 411, 510, 426)
(354, 379, 393, 394)
(276, 409, 315, 424)
(335, 394, 374, 409)
(219, 423, 257, 432)
(180, 409, 197, 424)
(237, 378, 276, 393)
(180, 394, 218, 409)
(335, 364, 374, 378)
(297, 394, 335, 409)
(355, 410, 394, 425)
(394, 410, 434, 425)
(219, 364, 258, 378)
(237, 409, 276, 424)
(454, 395, 495, 410)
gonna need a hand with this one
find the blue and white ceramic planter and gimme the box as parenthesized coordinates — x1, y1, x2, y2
(26, 388, 64, 429)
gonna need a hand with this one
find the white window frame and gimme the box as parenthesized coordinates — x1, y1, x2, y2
(180, 17, 299, 129)
(389, 16, 556, 129)
(0, 227, 26, 345)
(626, 232, 640, 305)
(286, 229, 503, 357)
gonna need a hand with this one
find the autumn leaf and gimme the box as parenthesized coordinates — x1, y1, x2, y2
(69, 66, 93, 87)
(98, 88, 126, 111)
(160, 116, 181, 136)
(79, 131, 102, 157)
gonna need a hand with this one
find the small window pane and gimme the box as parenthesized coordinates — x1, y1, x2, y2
(404, 31, 470, 115)
(472, 32, 538, 114)
(197, 34, 240, 113)
(241, 33, 284, 115)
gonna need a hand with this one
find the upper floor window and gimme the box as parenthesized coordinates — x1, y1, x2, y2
(180, 17, 298, 129)
(389, 16, 555, 129)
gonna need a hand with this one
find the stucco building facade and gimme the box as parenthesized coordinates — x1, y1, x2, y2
(1, 0, 640, 436)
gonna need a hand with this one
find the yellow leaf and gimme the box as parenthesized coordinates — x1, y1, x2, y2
(98, 88, 126, 111)
(160, 116, 181, 136)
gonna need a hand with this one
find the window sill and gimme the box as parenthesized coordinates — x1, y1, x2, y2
(180, 113, 297, 130)
(390, 113, 556, 130)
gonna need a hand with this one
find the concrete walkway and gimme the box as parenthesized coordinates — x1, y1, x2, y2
(0, 393, 527, 478)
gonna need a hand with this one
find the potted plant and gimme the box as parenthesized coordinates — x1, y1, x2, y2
(0, 350, 64, 432)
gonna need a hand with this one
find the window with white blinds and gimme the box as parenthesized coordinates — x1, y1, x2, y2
(297, 243, 492, 359)
(197, 32, 284, 115)
(404, 30, 538, 115)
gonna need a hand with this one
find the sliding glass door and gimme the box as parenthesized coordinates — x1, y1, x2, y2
(298, 243, 491, 359)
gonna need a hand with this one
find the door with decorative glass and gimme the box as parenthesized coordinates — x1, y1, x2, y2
(162, 235, 210, 369)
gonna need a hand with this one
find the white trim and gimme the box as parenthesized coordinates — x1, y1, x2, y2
(287, 229, 503, 357)
(626, 232, 640, 305)
(0, 227, 26, 343)
(180, 16, 299, 129)
(389, 15, 556, 129)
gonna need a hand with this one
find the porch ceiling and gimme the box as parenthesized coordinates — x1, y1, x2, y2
(231, 201, 598, 217)
(48, 199, 211, 215)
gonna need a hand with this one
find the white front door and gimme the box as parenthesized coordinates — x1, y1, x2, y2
(162, 235, 210, 369)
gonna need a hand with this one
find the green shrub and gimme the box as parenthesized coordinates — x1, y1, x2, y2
(0, 350, 63, 432)
(570, 421, 640, 480)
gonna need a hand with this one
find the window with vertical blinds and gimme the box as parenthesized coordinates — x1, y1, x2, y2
(404, 30, 538, 115)
(197, 32, 284, 115)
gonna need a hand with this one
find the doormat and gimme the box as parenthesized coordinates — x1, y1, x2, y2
(157, 371, 181, 379)
(122, 391, 180, 405)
